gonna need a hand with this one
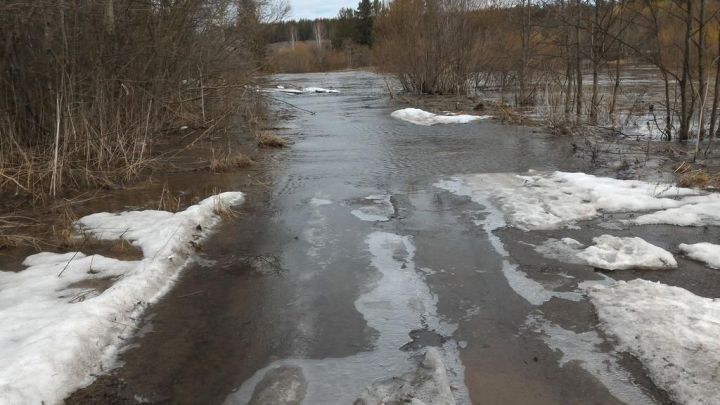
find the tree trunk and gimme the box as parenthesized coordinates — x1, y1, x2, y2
(678, 0, 693, 141)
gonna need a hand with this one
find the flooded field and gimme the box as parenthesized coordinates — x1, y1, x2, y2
(64, 71, 719, 404)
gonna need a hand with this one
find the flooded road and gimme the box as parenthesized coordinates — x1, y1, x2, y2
(70, 71, 720, 404)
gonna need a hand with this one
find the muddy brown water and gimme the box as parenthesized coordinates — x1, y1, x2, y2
(67, 71, 719, 404)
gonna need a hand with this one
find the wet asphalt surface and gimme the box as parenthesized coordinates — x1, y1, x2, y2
(67, 71, 720, 404)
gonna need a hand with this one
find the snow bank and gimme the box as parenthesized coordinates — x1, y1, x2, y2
(266, 85, 339, 94)
(437, 171, 713, 230)
(0, 192, 244, 404)
(578, 235, 677, 270)
(679, 242, 720, 269)
(391, 108, 490, 126)
(589, 279, 720, 405)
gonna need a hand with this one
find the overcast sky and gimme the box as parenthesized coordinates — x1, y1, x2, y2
(288, 0, 358, 19)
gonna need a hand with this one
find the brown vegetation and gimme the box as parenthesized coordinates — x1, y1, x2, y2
(0, 0, 282, 205)
(373, 0, 720, 145)
(257, 131, 288, 148)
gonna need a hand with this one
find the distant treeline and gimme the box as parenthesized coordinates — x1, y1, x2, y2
(266, 0, 382, 48)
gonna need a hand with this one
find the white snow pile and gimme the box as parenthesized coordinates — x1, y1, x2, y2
(578, 235, 677, 270)
(0, 192, 244, 405)
(679, 242, 720, 269)
(391, 108, 490, 126)
(351, 194, 395, 222)
(268, 85, 339, 94)
(438, 171, 719, 230)
(536, 236, 677, 270)
(588, 279, 720, 405)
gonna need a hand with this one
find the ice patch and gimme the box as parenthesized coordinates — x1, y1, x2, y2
(224, 232, 469, 404)
(309, 197, 332, 207)
(0, 192, 244, 405)
(534, 238, 586, 265)
(351, 194, 395, 222)
(526, 315, 655, 405)
(589, 279, 720, 405)
(391, 108, 490, 126)
(265, 86, 339, 95)
(434, 178, 582, 306)
(679, 242, 720, 269)
(578, 235, 677, 270)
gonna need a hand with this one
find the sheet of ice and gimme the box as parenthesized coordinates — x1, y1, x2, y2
(525, 314, 655, 405)
(0, 192, 244, 405)
(436, 171, 714, 231)
(351, 194, 395, 222)
(679, 242, 720, 269)
(589, 279, 720, 405)
(391, 108, 490, 126)
(577, 235, 677, 270)
(224, 231, 469, 404)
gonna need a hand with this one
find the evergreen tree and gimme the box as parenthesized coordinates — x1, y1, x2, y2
(356, 0, 374, 46)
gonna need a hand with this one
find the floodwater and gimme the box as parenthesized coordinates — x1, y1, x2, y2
(69, 71, 720, 404)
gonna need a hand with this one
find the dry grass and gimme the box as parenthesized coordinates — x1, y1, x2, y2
(157, 184, 184, 213)
(256, 131, 288, 148)
(675, 162, 720, 189)
(212, 195, 239, 220)
(208, 149, 255, 172)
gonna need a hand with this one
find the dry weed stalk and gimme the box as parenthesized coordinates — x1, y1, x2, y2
(256, 131, 288, 148)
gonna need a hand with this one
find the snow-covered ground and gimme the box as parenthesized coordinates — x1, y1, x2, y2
(0, 192, 244, 404)
(391, 108, 491, 126)
(589, 280, 720, 405)
(439, 171, 719, 230)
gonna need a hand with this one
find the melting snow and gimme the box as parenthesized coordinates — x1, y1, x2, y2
(391, 108, 490, 126)
(436, 171, 717, 231)
(679, 242, 720, 269)
(588, 279, 720, 405)
(536, 236, 677, 270)
(578, 235, 677, 270)
(526, 315, 655, 405)
(0, 192, 244, 405)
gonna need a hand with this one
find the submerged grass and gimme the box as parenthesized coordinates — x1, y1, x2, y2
(256, 131, 288, 148)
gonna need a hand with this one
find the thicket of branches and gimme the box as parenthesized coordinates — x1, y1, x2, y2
(374, 0, 720, 143)
(0, 0, 283, 202)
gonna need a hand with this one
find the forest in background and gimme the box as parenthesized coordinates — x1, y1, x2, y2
(264, 0, 379, 72)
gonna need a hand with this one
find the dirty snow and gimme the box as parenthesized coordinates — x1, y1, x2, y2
(589, 279, 720, 405)
(679, 242, 720, 269)
(0, 192, 244, 405)
(634, 201, 720, 226)
(578, 235, 677, 270)
(434, 178, 582, 306)
(436, 171, 718, 230)
(350, 194, 395, 222)
(535, 236, 677, 270)
(391, 108, 490, 126)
